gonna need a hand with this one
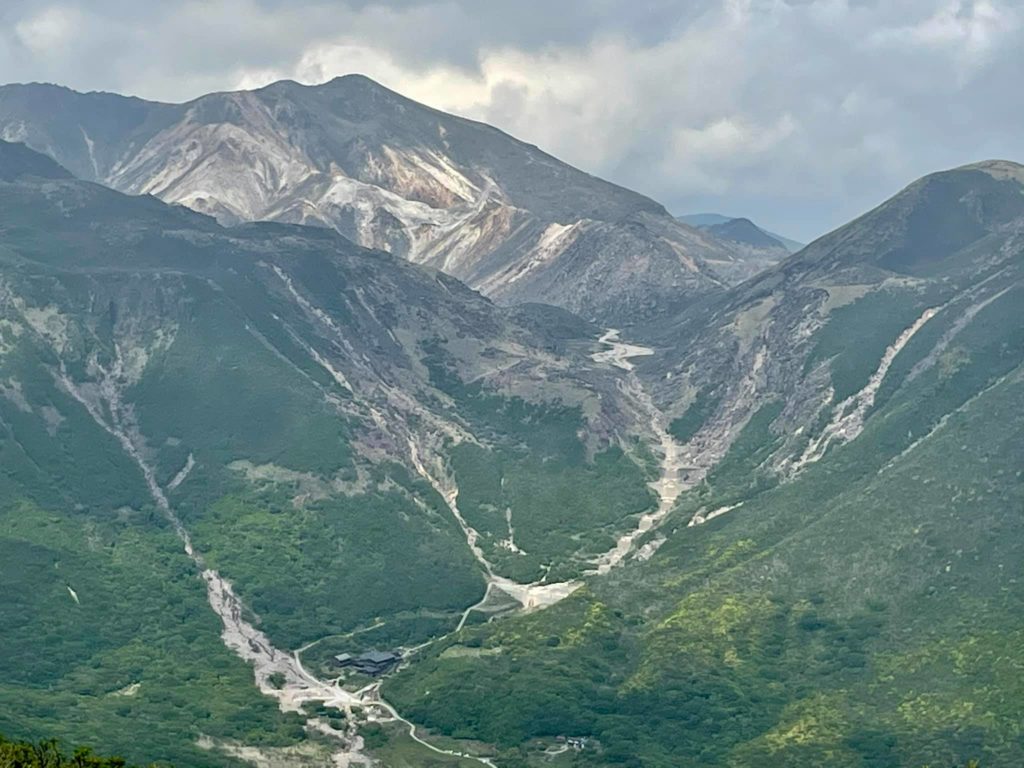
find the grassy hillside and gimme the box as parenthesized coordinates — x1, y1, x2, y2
(0, 464, 305, 767)
(1, 143, 1021, 768)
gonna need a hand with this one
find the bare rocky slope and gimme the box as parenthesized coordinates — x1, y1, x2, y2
(0, 77, 754, 325)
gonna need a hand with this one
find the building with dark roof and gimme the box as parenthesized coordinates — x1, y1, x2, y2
(333, 650, 402, 676)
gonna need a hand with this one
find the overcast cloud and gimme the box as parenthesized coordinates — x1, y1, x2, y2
(1, 0, 1021, 240)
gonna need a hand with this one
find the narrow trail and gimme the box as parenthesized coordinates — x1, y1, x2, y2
(293, 619, 386, 656)
(588, 329, 689, 574)
(371, 695, 499, 767)
(456, 582, 492, 633)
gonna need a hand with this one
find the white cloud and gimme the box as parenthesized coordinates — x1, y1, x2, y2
(243, 43, 493, 112)
(14, 5, 81, 54)
(671, 114, 799, 185)
(868, 0, 1019, 78)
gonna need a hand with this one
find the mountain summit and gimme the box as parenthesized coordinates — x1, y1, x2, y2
(0, 76, 752, 324)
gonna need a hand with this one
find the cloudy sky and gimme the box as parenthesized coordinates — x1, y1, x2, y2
(1, 0, 1020, 241)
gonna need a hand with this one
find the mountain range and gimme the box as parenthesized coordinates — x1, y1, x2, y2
(0, 74, 1021, 768)
(0, 77, 778, 326)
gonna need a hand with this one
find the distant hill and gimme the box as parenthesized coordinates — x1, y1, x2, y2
(679, 212, 805, 253)
(706, 217, 788, 249)
(676, 212, 799, 275)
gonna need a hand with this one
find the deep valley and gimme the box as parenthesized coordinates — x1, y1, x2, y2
(0, 75, 1020, 768)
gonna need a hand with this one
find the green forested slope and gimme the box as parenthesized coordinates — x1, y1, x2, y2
(1, 143, 1021, 767)
(0, 143, 652, 764)
(0, 733, 146, 767)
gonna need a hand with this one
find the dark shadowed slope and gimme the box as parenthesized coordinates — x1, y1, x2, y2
(0, 139, 72, 181)
(706, 217, 787, 249)
(680, 211, 805, 253)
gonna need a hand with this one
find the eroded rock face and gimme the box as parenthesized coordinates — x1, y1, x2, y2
(0, 77, 756, 326)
